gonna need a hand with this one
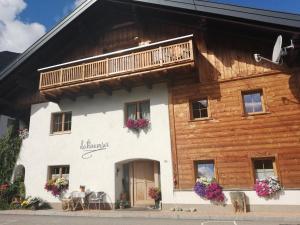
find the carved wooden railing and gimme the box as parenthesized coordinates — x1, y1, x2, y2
(39, 39, 194, 90)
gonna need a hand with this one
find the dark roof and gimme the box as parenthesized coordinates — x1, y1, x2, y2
(131, 0, 300, 28)
(0, 0, 300, 81)
(0, 51, 19, 72)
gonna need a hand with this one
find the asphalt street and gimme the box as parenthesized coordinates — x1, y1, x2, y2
(0, 214, 299, 225)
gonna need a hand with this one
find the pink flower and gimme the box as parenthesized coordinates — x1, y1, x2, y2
(126, 119, 149, 130)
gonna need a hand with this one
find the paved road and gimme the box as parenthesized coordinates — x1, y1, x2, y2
(0, 215, 297, 225)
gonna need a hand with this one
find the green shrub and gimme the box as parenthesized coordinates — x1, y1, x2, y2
(0, 126, 22, 184)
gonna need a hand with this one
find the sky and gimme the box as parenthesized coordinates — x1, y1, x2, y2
(0, 0, 299, 53)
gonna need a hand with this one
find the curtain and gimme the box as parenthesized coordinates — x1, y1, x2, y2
(140, 101, 150, 120)
(127, 103, 137, 120)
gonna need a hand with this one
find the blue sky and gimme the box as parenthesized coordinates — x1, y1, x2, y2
(0, 0, 299, 53)
(19, 0, 76, 30)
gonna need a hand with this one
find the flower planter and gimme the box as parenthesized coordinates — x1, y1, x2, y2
(126, 119, 150, 131)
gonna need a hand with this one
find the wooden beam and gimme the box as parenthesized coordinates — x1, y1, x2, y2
(142, 77, 153, 89)
(43, 94, 60, 103)
(79, 86, 95, 99)
(62, 91, 76, 101)
(101, 84, 112, 96)
(119, 79, 132, 92)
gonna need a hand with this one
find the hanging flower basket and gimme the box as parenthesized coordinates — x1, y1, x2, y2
(126, 119, 149, 131)
(45, 178, 68, 197)
(254, 176, 281, 198)
(194, 177, 225, 203)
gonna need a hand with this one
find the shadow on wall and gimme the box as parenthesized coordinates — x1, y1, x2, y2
(288, 72, 300, 103)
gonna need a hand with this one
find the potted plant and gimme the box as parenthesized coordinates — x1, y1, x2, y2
(148, 187, 161, 209)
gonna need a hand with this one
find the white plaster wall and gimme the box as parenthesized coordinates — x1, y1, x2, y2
(169, 190, 300, 206)
(17, 84, 174, 204)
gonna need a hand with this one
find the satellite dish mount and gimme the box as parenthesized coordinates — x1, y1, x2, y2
(254, 35, 294, 65)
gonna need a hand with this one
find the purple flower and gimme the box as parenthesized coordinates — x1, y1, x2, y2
(194, 181, 207, 198)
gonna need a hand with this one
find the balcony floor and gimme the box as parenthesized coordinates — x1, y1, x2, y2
(41, 62, 196, 101)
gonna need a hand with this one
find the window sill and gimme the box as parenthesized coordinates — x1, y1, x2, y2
(50, 131, 72, 136)
(242, 111, 271, 117)
(189, 117, 213, 122)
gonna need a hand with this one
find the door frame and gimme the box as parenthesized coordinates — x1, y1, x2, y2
(129, 160, 160, 207)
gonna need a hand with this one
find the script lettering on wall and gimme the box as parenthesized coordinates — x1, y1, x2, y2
(80, 139, 109, 159)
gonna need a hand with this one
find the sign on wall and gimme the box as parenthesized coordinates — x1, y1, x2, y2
(80, 139, 109, 159)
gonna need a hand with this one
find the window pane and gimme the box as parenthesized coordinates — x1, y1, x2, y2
(200, 109, 208, 118)
(50, 166, 69, 180)
(139, 101, 150, 120)
(254, 159, 275, 180)
(126, 103, 137, 120)
(61, 166, 70, 180)
(243, 91, 263, 113)
(197, 161, 214, 179)
(52, 114, 63, 133)
(193, 110, 201, 119)
(64, 112, 72, 131)
(192, 99, 208, 119)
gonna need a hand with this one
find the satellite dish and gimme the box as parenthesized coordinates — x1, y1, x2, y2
(254, 35, 294, 65)
(272, 35, 283, 63)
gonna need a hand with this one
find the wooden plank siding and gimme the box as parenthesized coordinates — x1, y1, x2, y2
(170, 34, 300, 190)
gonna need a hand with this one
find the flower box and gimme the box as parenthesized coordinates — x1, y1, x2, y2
(126, 119, 149, 131)
(254, 176, 281, 198)
(194, 177, 225, 203)
(45, 177, 68, 197)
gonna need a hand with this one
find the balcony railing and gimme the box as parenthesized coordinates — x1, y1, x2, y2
(39, 36, 194, 90)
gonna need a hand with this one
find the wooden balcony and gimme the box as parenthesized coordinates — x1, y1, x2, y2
(39, 35, 195, 98)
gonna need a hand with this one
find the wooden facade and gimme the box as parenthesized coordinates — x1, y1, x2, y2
(169, 33, 300, 190)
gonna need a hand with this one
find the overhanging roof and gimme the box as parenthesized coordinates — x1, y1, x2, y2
(130, 0, 300, 28)
(1, 0, 300, 82)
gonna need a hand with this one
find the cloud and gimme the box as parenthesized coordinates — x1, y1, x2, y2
(0, 0, 46, 53)
(74, 0, 87, 8)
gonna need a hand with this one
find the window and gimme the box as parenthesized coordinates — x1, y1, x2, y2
(48, 165, 70, 180)
(195, 160, 215, 180)
(242, 90, 263, 114)
(253, 158, 276, 180)
(125, 100, 150, 121)
(191, 98, 208, 119)
(51, 112, 72, 133)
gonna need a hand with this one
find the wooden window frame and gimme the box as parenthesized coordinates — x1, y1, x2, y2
(241, 89, 265, 116)
(189, 97, 210, 121)
(194, 159, 217, 182)
(50, 111, 72, 134)
(251, 157, 278, 183)
(47, 165, 70, 180)
(124, 100, 150, 124)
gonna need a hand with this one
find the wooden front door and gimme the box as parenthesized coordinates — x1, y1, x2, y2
(130, 160, 156, 206)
